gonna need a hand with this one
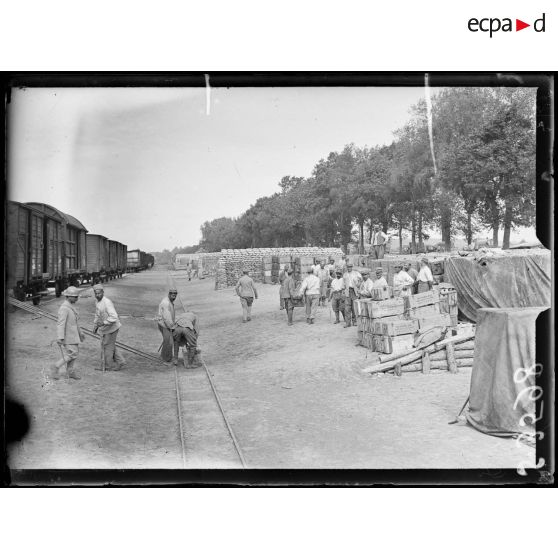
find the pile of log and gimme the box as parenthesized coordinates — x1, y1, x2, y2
(362, 332, 475, 375)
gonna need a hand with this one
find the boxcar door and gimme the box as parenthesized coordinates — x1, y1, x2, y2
(31, 213, 44, 278)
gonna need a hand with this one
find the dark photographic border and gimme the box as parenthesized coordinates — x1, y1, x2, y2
(1, 72, 554, 486)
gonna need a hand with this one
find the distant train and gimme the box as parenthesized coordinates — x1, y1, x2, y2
(6, 200, 154, 304)
(126, 249, 154, 272)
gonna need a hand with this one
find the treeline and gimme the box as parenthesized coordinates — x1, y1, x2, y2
(198, 87, 536, 253)
(152, 245, 200, 265)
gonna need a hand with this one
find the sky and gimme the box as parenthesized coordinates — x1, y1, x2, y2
(8, 86, 429, 252)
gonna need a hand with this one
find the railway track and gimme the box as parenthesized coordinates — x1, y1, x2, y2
(167, 273, 247, 469)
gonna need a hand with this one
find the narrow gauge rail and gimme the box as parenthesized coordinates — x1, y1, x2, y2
(168, 273, 247, 469)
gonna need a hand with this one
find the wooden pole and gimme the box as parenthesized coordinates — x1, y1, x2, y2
(421, 351, 431, 374)
(446, 342, 458, 374)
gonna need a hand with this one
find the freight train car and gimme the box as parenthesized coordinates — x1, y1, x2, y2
(127, 249, 141, 272)
(6, 201, 57, 303)
(86, 234, 110, 284)
(7, 201, 89, 302)
(25, 202, 88, 293)
(116, 242, 127, 277)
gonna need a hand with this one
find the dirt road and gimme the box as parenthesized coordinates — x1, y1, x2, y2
(6, 267, 534, 470)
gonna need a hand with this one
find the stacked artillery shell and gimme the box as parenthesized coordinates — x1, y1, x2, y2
(214, 247, 343, 289)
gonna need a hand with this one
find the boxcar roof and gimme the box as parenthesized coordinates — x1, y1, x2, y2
(25, 202, 88, 232)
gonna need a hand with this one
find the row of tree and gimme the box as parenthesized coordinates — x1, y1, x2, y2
(198, 87, 536, 253)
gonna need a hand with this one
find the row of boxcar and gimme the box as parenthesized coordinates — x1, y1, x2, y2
(6, 201, 154, 304)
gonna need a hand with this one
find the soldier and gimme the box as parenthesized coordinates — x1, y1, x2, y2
(298, 268, 321, 324)
(92, 285, 126, 371)
(158, 288, 177, 362)
(328, 269, 345, 324)
(278, 264, 290, 310)
(48, 286, 85, 380)
(235, 269, 258, 323)
(371, 224, 387, 260)
(172, 310, 202, 368)
(343, 263, 362, 328)
(358, 270, 375, 298)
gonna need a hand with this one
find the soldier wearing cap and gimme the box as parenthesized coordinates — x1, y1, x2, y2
(358, 270, 375, 298)
(416, 257, 434, 292)
(371, 267, 388, 289)
(328, 269, 345, 324)
(93, 285, 125, 371)
(393, 263, 414, 290)
(342, 262, 362, 327)
(48, 286, 85, 380)
(235, 268, 258, 323)
(158, 288, 177, 362)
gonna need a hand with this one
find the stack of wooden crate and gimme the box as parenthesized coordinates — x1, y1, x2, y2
(355, 284, 459, 353)
(356, 297, 410, 353)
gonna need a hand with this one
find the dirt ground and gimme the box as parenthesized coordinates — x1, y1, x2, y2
(6, 267, 534, 470)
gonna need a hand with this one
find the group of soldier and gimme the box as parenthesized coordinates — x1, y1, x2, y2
(274, 255, 435, 327)
(48, 284, 201, 381)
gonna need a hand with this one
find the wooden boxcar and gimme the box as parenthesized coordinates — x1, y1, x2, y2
(6, 201, 59, 303)
(118, 243, 127, 275)
(86, 234, 110, 284)
(127, 249, 141, 272)
(107, 240, 119, 279)
(25, 202, 88, 293)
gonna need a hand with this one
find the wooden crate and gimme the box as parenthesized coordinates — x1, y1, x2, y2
(354, 298, 371, 317)
(382, 319, 419, 336)
(369, 287, 391, 301)
(405, 290, 440, 309)
(405, 304, 441, 320)
(367, 298, 406, 319)
(379, 334, 415, 354)
(418, 313, 452, 331)
(363, 333, 375, 350)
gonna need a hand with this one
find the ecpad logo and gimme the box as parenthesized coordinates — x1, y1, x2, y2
(468, 13, 546, 37)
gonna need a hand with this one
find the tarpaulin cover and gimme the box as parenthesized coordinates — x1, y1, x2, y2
(444, 249, 551, 323)
(466, 307, 547, 437)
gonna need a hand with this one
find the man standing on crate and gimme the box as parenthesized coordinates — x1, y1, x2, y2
(328, 269, 345, 324)
(278, 264, 290, 310)
(371, 224, 387, 260)
(235, 269, 258, 323)
(48, 286, 85, 380)
(416, 257, 434, 292)
(158, 288, 177, 362)
(92, 285, 126, 371)
(343, 263, 362, 328)
(298, 268, 321, 324)
(172, 310, 202, 368)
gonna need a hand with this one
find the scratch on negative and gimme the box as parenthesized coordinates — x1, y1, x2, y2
(424, 73, 437, 174)
(205, 73, 211, 116)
